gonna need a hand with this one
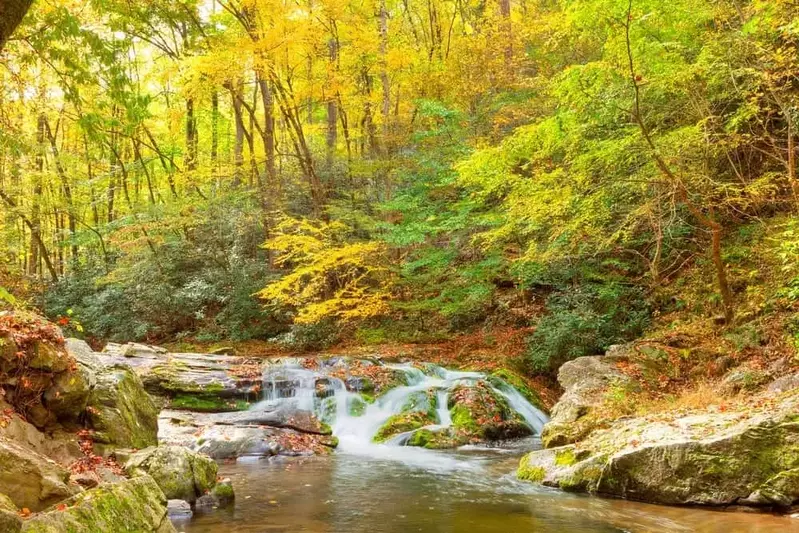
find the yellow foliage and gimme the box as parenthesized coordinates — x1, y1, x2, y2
(259, 218, 392, 324)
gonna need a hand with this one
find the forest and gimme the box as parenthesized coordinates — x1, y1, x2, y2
(2, 0, 799, 530)
(2, 0, 795, 364)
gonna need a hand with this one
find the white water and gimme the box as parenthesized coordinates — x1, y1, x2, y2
(255, 359, 548, 469)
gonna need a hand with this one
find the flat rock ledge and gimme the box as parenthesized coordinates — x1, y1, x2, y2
(519, 390, 799, 509)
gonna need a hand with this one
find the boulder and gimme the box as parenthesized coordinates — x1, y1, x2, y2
(122, 446, 218, 504)
(86, 365, 158, 451)
(540, 347, 634, 448)
(28, 341, 71, 373)
(518, 392, 799, 508)
(0, 402, 82, 465)
(20, 476, 176, 533)
(43, 366, 94, 422)
(0, 437, 77, 512)
(0, 492, 21, 533)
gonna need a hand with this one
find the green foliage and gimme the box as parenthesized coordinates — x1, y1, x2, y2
(43, 199, 280, 342)
(0, 287, 16, 308)
(527, 283, 650, 373)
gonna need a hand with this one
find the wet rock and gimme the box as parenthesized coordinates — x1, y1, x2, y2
(166, 499, 193, 519)
(122, 446, 218, 504)
(519, 392, 799, 507)
(158, 410, 336, 459)
(448, 382, 532, 442)
(195, 478, 234, 510)
(86, 365, 158, 451)
(0, 437, 77, 511)
(20, 475, 176, 533)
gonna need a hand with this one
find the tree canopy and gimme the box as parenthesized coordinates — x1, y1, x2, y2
(1, 0, 799, 371)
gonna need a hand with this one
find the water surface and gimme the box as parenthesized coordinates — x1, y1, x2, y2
(180, 443, 799, 533)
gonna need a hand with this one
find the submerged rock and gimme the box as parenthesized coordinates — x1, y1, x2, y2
(166, 499, 193, 520)
(86, 365, 159, 451)
(20, 476, 176, 533)
(121, 446, 219, 504)
(519, 391, 799, 508)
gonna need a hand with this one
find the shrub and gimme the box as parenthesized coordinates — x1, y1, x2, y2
(526, 282, 650, 373)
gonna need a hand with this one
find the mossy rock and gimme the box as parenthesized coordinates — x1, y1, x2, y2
(406, 428, 458, 449)
(448, 382, 533, 442)
(21, 475, 175, 533)
(86, 365, 158, 451)
(518, 394, 799, 507)
(0, 492, 21, 533)
(373, 410, 436, 443)
(169, 394, 250, 413)
(0, 438, 76, 512)
(124, 446, 219, 504)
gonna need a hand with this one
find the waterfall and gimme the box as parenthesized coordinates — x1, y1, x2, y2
(255, 359, 549, 455)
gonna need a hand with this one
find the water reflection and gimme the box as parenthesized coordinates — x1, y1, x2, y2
(182, 450, 799, 533)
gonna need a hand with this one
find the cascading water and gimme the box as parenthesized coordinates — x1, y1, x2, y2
(254, 358, 549, 462)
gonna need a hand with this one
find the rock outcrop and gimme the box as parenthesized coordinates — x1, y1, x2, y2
(540, 345, 634, 448)
(20, 476, 176, 533)
(519, 390, 799, 508)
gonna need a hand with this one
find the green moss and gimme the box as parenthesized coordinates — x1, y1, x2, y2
(517, 463, 546, 483)
(361, 393, 376, 404)
(348, 395, 367, 417)
(211, 482, 235, 504)
(451, 405, 479, 433)
(373, 411, 433, 443)
(554, 447, 578, 467)
(169, 394, 249, 412)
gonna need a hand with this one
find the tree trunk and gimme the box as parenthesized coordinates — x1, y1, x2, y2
(211, 91, 219, 165)
(43, 118, 78, 264)
(232, 80, 245, 187)
(378, 0, 391, 152)
(326, 35, 339, 166)
(186, 97, 198, 172)
(258, 75, 278, 191)
(0, 0, 34, 52)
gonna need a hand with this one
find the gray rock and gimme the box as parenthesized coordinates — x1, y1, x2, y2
(166, 499, 193, 519)
(519, 393, 799, 507)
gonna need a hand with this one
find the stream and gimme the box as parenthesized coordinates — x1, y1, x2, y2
(178, 360, 799, 533)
